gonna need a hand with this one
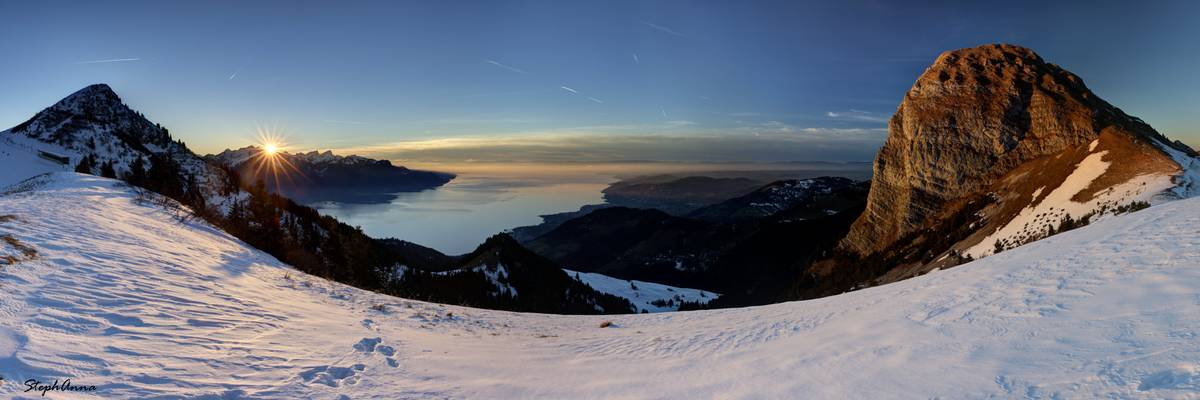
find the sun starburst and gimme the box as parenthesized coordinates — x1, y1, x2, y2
(246, 127, 305, 193)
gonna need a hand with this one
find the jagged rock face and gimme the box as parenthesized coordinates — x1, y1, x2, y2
(841, 44, 1187, 256)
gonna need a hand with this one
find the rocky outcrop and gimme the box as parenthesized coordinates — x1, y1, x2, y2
(841, 44, 1192, 257)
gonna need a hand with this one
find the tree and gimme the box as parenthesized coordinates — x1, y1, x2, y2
(99, 161, 117, 178)
(74, 155, 94, 174)
(126, 157, 146, 186)
(144, 155, 184, 199)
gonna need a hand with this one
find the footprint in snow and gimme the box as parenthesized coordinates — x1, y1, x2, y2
(353, 337, 381, 352)
(299, 364, 365, 387)
(1138, 364, 1200, 391)
(353, 337, 399, 368)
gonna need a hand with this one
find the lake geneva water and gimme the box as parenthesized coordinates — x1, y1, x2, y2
(313, 163, 614, 254)
(313, 162, 871, 255)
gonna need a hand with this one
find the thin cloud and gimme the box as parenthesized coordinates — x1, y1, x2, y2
(587, 97, 604, 104)
(640, 21, 686, 38)
(632, 54, 640, 63)
(485, 59, 528, 74)
(228, 71, 238, 80)
(660, 107, 669, 118)
(331, 127, 883, 164)
(826, 110, 890, 123)
(75, 58, 141, 64)
(834, 56, 931, 63)
(559, 86, 579, 94)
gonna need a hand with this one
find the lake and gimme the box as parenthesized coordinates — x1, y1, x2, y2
(313, 162, 872, 255)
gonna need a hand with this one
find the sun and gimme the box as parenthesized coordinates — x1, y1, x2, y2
(245, 126, 305, 193)
(254, 127, 287, 157)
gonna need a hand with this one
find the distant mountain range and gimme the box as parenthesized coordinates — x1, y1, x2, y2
(510, 175, 862, 241)
(601, 175, 768, 215)
(1, 83, 636, 315)
(206, 146, 454, 203)
(518, 177, 869, 306)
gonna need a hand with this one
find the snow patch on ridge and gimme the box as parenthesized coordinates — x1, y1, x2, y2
(1152, 139, 1200, 200)
(434, 263, 518, 297)
(966, 150, 1173, 258)
(564, 269, 718, 312)
(0, 135, 74, 187)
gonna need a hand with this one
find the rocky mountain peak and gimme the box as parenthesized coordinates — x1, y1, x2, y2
(8, 83, 175, 153)
(840, 43, 1193, 258)
(55, 83, 122, 109)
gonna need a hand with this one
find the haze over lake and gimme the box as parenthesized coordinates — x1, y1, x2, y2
(313, 161, 871, 254)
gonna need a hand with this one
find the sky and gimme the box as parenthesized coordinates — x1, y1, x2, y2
(1, 0, 1198, 165)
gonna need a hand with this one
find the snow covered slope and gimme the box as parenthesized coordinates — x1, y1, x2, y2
(2, 172, 1200, 398)
(564, 269, 719, 313)
(0, 135, 72, 187)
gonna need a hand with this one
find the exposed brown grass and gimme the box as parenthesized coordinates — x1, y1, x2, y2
(1073, 129, 1178, 202)
(876, 131, 1180, 282)
(1, 234, 38, 265)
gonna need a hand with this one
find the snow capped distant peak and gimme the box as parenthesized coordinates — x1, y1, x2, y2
(206, 147, 382, 168)
(290, 150, 378, 166)
(207, 146, 261, 166)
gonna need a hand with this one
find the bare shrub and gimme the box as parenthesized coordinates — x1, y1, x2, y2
(132, 186, 197, 224)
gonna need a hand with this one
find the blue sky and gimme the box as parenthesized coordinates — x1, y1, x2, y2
(1, 0, 1197, 163)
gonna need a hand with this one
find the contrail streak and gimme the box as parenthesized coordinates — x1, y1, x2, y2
(560, 86, 579, 94)
(640, 21, 686, 37)
(485, 59, 528, 74)
(75, 58, 141, 64)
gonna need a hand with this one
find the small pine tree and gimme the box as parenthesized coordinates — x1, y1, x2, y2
(99, 161, 117, 178)
(126, 156, 147, 186)
(74, 155, 94, 174)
